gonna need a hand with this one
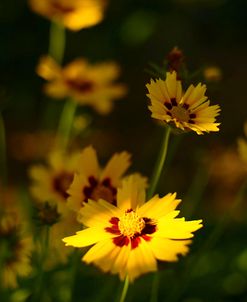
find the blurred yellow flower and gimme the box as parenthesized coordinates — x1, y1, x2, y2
(29, 0, 107, 31)
(29, 149, 80, 214)
(147, 71, 221, 135)
(0, 213, 33, 288)
(238, 122, 247, 164)
(203, 66, 222, 82)
(29, 150, 82, 266)
(67, 146, 139, 211)
(63, 175, 202, 282)
(37, 56, 127, 114)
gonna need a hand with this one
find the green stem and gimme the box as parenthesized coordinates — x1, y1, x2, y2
(148, 127, 171, 199)
(49, 21, 66, 64)
(55, 100, 77, 151)
(150, 273, 159, 302)
(0, 112, 7, 186)
(33, 226, 50, 302)
(119, 276, 129, 302)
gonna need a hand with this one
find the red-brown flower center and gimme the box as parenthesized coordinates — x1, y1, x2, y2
(105, 209, 157, 249)
(51, 1, 75, 15)
(53, 172, 74, 200)
(66, 79, 94, 94)
(83, 176, 117, 204)
(165, 98, 196, 124)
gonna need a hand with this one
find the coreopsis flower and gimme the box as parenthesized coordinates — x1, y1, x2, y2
(0, 213, 33, 288)
(63, 175, 202, 282)
(29, 150, 81, 266)
(37, 56, 127, 114)
(29, 0, 107, 31)
(147, 71, 220, 135)
(67, 146, 144, 212)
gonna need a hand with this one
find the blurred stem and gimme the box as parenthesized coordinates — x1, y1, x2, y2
(147, 127, 171, 199)
(0, 112, 7, 186)
(119, 276, 129, 302)
(168, 180, 247, 302)
(49, 21, 66, 64)
(56, 100, 77, 151)
(150, 273, 159, 302)
(69, 250, 80, 302)
(33, 226, 50, 302)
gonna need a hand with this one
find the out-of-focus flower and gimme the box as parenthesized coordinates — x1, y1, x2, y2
(0, 212, 33, 288)
(37, 56, 127, 114)
(203, 66, 222, 82)
(29, 149, 80, 214)
(238, 122, 247, 164)
(166, 47, 184, 74)
(29, 0, 107, 31)
(63, 175, 202, 282)
(207, 144, 247, 215)
(29, 150, 82, 266)
(147, 71, 220, 135)
(67, 145, 139, 211)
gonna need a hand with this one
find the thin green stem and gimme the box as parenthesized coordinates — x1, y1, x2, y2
(119, 276, 129, 302)
(148, 127, 171, 199)
(150, 273, 159, 302)
(33, 226, 50, 302)
(0, 112, 7, 186)
(49, 21, 66, 64)
(55, 100, 77, 151)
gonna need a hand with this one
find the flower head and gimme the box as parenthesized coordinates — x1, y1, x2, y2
(29, 0, 107, 31)
(0, 213, 33, 288)
(147, 71, 220, 135)
(63, 175, 202, 282)
(37, 56, 127, 114)
(67, 146, 146, 212)
(29, 149, 80, 214)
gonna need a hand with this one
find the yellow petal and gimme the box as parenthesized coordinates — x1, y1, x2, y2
(127, 239, 157, 282)
(155, 218, 203, 239)
(77, 146, 100, 177)
(78, 199, 121, 227)
(117, 174, 146, 211)
(100, 151, 131, 185)
(138, 193, 181, 219)
(63, 227, 112, 248)
(149, 237, 191, 261)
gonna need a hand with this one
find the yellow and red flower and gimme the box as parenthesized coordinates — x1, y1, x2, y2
(67, 146, 146, 212)
(29, 0, 107, 31)
(37, 56, 127, 114)
(29, 149, 80, 214)
(147, 71, 220, 135)
(63, 175, 202, 281)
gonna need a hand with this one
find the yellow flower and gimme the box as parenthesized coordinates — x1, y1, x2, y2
(67, 146, 142, 212)
(146, 71, 221, 135)
(203, 66, 222, 82)
(238, 122, 247, 164)
(0, 213, 33, 288)
(63, 175, 202, 282)
(29, 149, 80, 214)
(37, 56, 127, 114)
(29, 0, 107, 31)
